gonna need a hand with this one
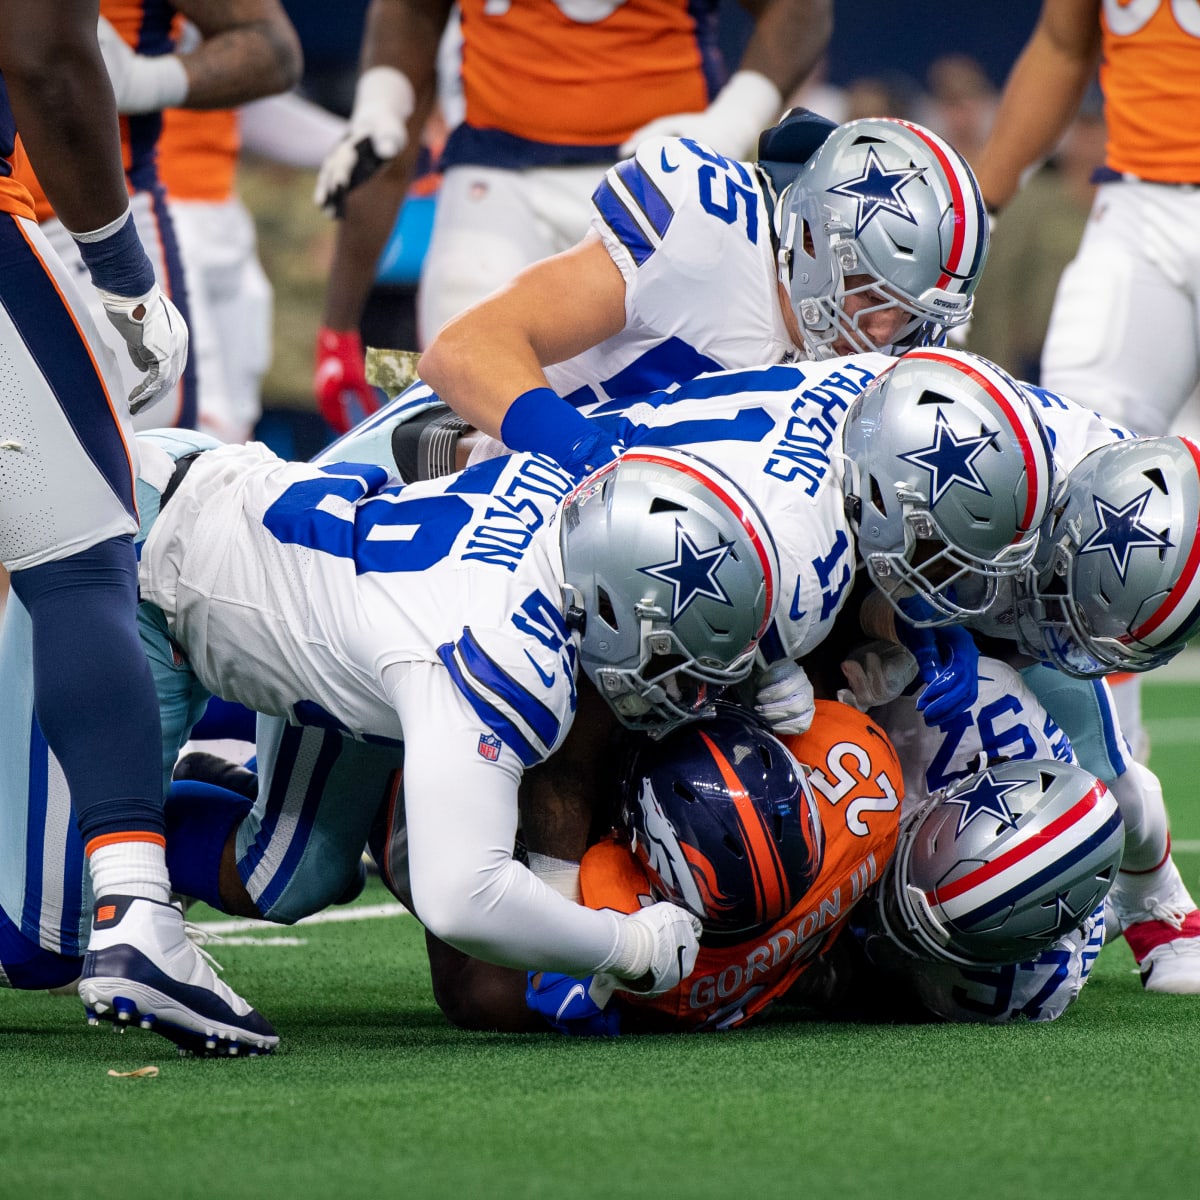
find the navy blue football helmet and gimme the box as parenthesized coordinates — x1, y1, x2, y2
(619, 704, 824, 946)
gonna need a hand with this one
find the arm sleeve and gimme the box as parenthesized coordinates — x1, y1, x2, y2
(385, 661, 627, 975)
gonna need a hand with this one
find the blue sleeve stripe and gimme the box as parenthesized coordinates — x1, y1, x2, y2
(1091, 678, 1132, 776)
(437, 644, 542, 767)
(614, 158, 674, 240)
(593, 177, 655, 267)
(456, 629, 561, 748)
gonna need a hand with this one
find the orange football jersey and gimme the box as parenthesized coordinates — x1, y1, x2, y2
(457, 0, 718, 146)
(581, 701, 904, 1031)
(1100, 0, 1200, 182)
(158, 108, 239, 203)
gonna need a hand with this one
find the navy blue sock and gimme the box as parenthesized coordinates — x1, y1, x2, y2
(165, 780, 253, 912)
(10, 536, 163, 842)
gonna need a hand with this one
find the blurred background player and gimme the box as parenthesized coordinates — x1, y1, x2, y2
(13, 0, 302, 434)
(973, 0, 1200, 762)
(0, 0, 274, 1056)
(311, 0, 834, 434)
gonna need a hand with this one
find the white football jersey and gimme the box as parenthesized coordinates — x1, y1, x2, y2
(138, 442, 581, 766)
(589, 353, 894, 661)
(546, 136, 798, 409)
(868, 655, 1101, 1023)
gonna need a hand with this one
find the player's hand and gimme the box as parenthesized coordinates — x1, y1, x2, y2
(754, 658, 815, 735)
(613, 902, 701, 996)
(562, 428, 623, 480)
(525, 971, 621, 1036)
(314, 327, 382, 434)
(618, 70, 782, 160)
(97, 16, 188, 114)
(314, 66, 414, 216)
(894, 599, 980, 727)
(96, 283, 188, 415)
(840, 640, 919, 710)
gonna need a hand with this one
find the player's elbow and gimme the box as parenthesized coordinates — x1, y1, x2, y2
(417, 317, 474, 405)
(259, 19, 305, 94)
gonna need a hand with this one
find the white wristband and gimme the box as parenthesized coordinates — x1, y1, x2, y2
(352, 65, 416, 128)
(119, 53, 189, 114)
(707, 70, 783, 138)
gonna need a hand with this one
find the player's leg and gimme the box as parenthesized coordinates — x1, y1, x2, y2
(1019, 663, 1200, 992)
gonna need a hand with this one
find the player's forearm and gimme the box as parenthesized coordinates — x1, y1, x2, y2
(321, 156, 418, 330)
(0, 22, 130, 231)
(174, 18, 303, 108)
(974, 15, 1101, 210)
(359, 0, 451, 98)
(736, 0, 833, 98)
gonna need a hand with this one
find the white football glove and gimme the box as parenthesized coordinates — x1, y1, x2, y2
(314, 66, 414, 216)
(609, 902, 701, 996)
(840, 640, 919, 710)
(97, 283, 189, 415)
(96, 16, 188, 114)
(753, 658, 816, 735)
(618, 70, 782, 160)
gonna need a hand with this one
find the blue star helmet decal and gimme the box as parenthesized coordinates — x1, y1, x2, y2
(826, 145, 927, 237)
(1078, 489, 1174, 582)
(943, 770, 1026, 837)
(898, 408, 999, 506)
(639, 521, 735, 622)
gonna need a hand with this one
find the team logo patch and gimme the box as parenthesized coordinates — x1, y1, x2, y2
(899, 409, 999, 505)
(827, 146, 926, 236)
(639, 521, 734, 621)
(477, 733, 502, 762)
(942, 770, 1024, 836)
(1079, 489, 1174, 582)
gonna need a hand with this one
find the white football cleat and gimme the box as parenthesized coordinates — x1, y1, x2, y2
(1109, 857, 1200, 995)
(79, 895, 278, 1056)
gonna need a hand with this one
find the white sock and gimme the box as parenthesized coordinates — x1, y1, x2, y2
(88, 840, 172, 905)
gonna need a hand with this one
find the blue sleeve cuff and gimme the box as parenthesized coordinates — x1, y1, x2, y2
(501, 387, 601, 463)
(73, 211, 156, 298)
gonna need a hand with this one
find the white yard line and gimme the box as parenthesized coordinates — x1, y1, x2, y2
(194, 901, 409, 935)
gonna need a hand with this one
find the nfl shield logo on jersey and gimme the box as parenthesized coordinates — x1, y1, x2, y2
(477, 733, 502, 762)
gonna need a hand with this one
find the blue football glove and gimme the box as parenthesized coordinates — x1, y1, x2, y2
(894, 595, 980, 727)
(526, 971, 621, 1037)
(561, 428, 623, 480)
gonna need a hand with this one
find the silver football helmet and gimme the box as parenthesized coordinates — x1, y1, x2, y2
(776, 117, 989, 360)
(875, 759, 1124, 967)
(559, 448, 781, 737)
(1015, 436, 1200, 677)
(840, 347, 1056, 625)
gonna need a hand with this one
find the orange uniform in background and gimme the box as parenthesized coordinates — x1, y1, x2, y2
(457, 0, 715, 147)
(581, 702, 904, 1031)
(158, 107, 239, 202)
(1100, 0, 1200, 183)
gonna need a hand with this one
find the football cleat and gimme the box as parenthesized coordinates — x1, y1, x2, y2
(1109, 857, 1200, 995)
(79, 895, 278, 1057)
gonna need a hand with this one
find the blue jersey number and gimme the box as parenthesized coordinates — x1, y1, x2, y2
(262, 463, 472, 573)
(681, 139, 759, 245)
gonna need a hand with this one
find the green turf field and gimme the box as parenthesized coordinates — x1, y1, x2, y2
(3, 673, 1199, 1200)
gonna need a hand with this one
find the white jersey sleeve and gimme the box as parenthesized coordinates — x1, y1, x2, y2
(392, 660, 628, 975)
(547, 137, 797, 408)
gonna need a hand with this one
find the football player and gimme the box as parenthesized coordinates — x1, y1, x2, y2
(312, 0, 834, 432)
(12, 0, 302, 434)
(0, 0, 274, 1057)
(412, 112, 990, 480)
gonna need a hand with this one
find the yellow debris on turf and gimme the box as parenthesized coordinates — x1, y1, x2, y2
(107, 1065, 160, 1079)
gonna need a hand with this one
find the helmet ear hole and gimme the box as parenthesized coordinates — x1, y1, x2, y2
(1145, 467, 1167, 493)
(916, 388, 950, 407)
(597, 587, 619, 632)
(869, 474, 887, 517)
